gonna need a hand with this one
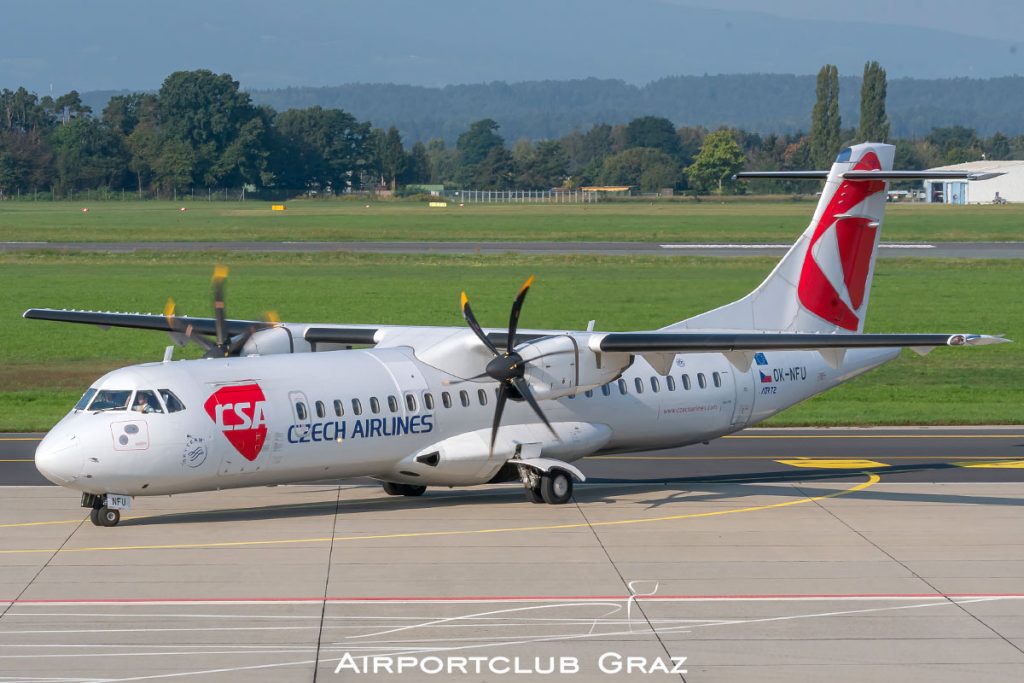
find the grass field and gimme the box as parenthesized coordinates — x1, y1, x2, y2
(1, 251, 1019, 431)
(1, 199, 1023, 243)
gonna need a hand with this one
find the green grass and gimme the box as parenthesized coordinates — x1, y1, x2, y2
(1, 199, 1022, 243)
(1, 251, 1019, 431)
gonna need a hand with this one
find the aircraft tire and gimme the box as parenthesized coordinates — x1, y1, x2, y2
(89, 508, 101, 526)
(540, 471, 573, 505)
(96, 507, 120, 527)
(524, 485, 545, 504)
(382, 482, 403, 496)
(401, 485, 427, 497)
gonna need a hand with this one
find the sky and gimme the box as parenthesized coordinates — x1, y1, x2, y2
(1, 0, 1020, 94)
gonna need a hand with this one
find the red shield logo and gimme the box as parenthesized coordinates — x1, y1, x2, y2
(204, 384, 268, 461)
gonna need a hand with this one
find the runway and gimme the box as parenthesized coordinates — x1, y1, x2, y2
(3, 240, 1024, 258)
(2, 428, 1022, 681)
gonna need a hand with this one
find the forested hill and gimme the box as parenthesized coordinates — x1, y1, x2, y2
(209, 75, 1024, 144)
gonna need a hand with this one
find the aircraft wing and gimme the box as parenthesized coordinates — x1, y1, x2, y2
(23, 308, 273, 336)
(595, 331, 1010, 352)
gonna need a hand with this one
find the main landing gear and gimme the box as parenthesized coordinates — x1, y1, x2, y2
(522, 468, 573, 505)
(382, 482, 427, 497)
(82, 493, 121, 527)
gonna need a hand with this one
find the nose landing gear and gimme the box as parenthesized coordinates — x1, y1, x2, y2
(82, 493, 123, 527)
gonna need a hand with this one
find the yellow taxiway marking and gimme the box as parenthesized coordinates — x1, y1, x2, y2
(0, 437, 41, 441)
(776, 458, 889, 469)
(0, 459, 33, 462)
(954, 460, 1024, 469)
(0, 473, 880, 554)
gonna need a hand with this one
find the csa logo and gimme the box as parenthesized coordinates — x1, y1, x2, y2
(204, 384, 268, 461)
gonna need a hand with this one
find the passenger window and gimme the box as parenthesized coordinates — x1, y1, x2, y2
(459, 390, 470, 407)
(159, 389, 186, 412)
(698, 373, 707, 389)
(634, 377, 644, 394)
(713, 372, 722, 388)
(406, 394, 417, 411)
(132, 390, 164, 414)
(387, 395, 399, 412)
(585, 389, 593, 398)
(618, 378, 628, 395)
(352, 398, 363, 416)
(442, 391, 452, 408)
(295, 402, 308, 420)
(90, 389, 132, 412)
(681, 374, 691, 390)
(424, 393, 435, 410)
(315, 401, 326, 418)
(477, 388, 488, 406)
(370, 397, 381, 414)
(650, 377, 660, 393)
(333, 399, 344, 417)
(666, 375, 676, 391)
(601, 384, 611, 397)
(75, 388, 97, 411)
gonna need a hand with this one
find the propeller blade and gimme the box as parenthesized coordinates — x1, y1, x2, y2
(211, 265, 229, 349)
(226, 329, 255, 356)
(489, 383, 509, 456)
(511, 377, 558, 441)
(460, 291, 500, 356)
(506, 275, 534, 351)
(442, 371, 492, 386)
(163, 297, 216, 352)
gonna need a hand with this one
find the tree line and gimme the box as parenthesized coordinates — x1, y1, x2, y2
(3, 65, 1023, 199)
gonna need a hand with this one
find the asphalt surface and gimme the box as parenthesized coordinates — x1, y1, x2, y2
(3, 240, 1024, 258)
(4, 427, 1023, 488)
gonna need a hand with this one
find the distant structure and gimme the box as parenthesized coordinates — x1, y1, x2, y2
(923, 160, 1024, 204)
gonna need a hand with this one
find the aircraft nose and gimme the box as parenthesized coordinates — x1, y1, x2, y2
(35, 427, 84, 485)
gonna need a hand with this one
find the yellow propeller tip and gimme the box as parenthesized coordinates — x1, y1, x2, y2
(212, 265, 229, 281)
(460, 292, 469, 310)
(163, 298, 176, 317)
(517, 275, 535, 297)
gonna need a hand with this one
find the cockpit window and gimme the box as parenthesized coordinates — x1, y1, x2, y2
(159, 389, 186, 413)
(89, 390, 132, 412)
(75, 388, 97, 411)
(132, 390, 164, 414)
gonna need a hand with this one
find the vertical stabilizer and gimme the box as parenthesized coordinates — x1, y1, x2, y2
(667, 142, 894, 333)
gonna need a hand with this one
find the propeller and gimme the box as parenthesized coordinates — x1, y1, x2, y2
(459, 276, 559, 454)
(163, 266, 272, 358)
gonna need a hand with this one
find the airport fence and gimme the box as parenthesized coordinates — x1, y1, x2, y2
(448, 189, 598, 204)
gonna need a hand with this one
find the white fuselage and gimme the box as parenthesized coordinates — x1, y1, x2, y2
(35, 345, 898, 498)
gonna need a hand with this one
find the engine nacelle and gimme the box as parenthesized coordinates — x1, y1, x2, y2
(517, 334, 632, 400)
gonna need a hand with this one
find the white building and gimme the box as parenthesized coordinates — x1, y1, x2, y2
(924, 160, 1024, 204)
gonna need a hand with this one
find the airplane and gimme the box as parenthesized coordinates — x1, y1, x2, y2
(25, 142, 1009, 527)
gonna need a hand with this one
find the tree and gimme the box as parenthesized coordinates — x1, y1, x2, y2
(986, 132, 1011, 160)
(809, 64, 841, 169)
(625, 116, 682, 159)
(473, 146, 515, 189)
(456, 118, 503, 185)
(686, 129, 746, 194)
(515, 140, 567, 189)
(272, 106, 371, 193)
(401, 141, 431, 185)
(157, 70, 267, 187)
(456, 118, 504, 167)
(598, 147, 679, 193)
(858, 61, 889, 143)
(374, 126, 407, 190)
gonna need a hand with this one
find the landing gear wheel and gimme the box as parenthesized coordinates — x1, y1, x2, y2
(540, 470, 573, 505)
(382, 482, 426, 497)
(524, 485, 544, 504)
(401, 485, 426, 497)
(93, 507, 120, 527)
